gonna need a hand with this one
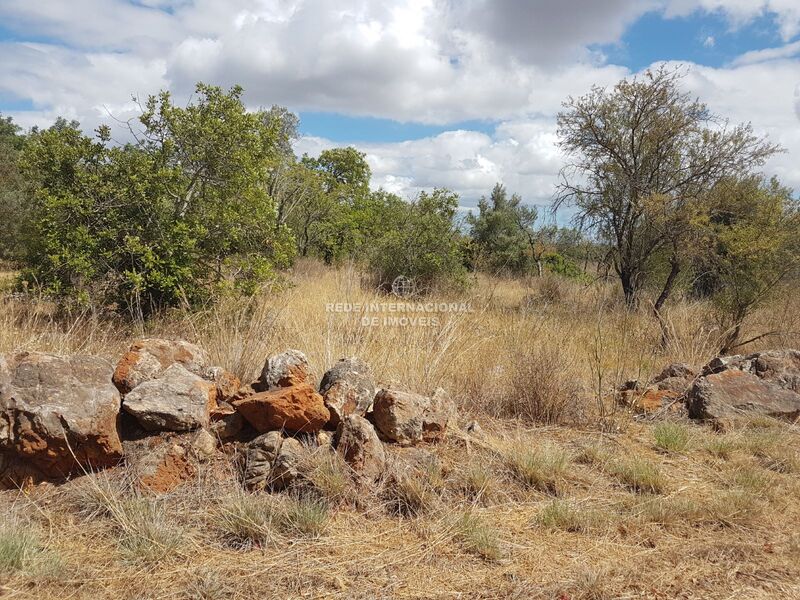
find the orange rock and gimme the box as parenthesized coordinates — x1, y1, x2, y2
(234, 383, 330, 433)
(113, 338, 210, 395)
(637, 389, 680, 413)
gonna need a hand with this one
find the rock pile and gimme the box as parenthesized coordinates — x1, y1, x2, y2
(0, 340, 458, 493)
(619, 349, 800, 426)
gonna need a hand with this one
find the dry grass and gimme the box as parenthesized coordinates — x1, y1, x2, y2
(1, 261, 800, 598)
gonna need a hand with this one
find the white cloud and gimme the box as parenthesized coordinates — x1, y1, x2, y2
(703, 35, 716, 47)
(0, 0, 798, 210)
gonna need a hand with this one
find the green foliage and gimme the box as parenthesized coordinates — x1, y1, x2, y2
(19, 84, 295, 315)
(695, 176, 800, 352)
(0, 114, 28, 261)
(368, 188, 469, 293)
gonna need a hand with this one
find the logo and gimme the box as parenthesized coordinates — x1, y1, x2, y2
(391, 275, 415, 297)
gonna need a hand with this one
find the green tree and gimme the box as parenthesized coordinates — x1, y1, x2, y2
(0, 114, 28, 261)
(369, 188, 469, 293)
(20, 84, 295, 315)
(696, 176, 800, 353)
(556, 67, 781, 313)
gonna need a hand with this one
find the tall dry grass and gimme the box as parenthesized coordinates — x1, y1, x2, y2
(1, 259, 799, 426)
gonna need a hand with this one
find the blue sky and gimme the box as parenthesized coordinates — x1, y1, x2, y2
(1, 0, 798, 208)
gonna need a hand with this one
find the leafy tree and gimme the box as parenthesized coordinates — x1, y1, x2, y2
(468, 183, 554, 276)
(695, 176, 800, 353)
(556, 67, 781, 313)
(20, 84, 295, 315)
(0, 114, 27, 261)
(369, 188, 469, 293)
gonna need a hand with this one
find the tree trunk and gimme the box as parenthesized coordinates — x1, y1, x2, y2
(653, 256, 681, 349)
(535, 259, 543, 277)
(620, 268, 638, 309)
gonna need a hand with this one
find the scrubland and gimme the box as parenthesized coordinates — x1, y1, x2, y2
(1, 260, 799, 599)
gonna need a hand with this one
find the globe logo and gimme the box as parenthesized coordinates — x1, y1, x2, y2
(391, 275, 415, 297)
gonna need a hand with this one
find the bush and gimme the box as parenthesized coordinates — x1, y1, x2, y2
(18, 85, 296, 316)
(368, 188, 469, 294)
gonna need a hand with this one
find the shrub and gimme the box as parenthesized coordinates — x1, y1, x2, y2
(19, 85, 295, 315)
(368, 188, 469, 294)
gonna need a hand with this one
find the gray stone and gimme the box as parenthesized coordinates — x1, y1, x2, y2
(333, 415, 385, 481)
(123, 364, 217, 432)
(319, 357, 376, 427)
(687, 350, 800, 422)
(372, 387, 455, 445)
(0, 352, 123, 477)
(259, 349, 315, 390)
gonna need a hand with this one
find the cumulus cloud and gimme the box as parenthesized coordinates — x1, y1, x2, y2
(0, 0, 798, 207)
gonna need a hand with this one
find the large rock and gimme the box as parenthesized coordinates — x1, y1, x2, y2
(259, 350, 315, 390)
(320, 357, 376, 427)
(333, 415, 385, 481)
(122, 364, 217, 432)
(372, 387, 455, 445)
(124, 429, 217, 494)
(234, 383, 329, 433)
(113, 338, 210, 395)
(687, 350, 800, 422)
(244, 431, 305, 491)
(652, 362, 697, 394)
(0, 352, 123, 477)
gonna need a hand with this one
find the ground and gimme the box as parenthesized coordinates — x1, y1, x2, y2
(0, 261, 799, 599)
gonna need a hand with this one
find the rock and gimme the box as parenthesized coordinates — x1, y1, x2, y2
(259, 349, 315, 390)
(0, 352, 123, 477)
(190, 428, 217, 458)
(209, 402, 245, 441)
(243, 431, 305, 491)
(244, 431, 284, 491)
(620, 388, 681, 414)
(233, 383, 329, 433)
(687, 368, 800, 422)
(654, 363, 696, 382)
(333, 415, 385, 481)
(113, 338, 211, 395)
(124, 430, 208, 494)
(123, 364, 217, 432)
(687, 350, 800, 422)
(372, 388, 455, 445)
(205, 367, 241, 403)
(319, 357, 376, 428)
(270, 437, 304, 490)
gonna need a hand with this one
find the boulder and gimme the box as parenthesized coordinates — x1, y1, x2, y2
(651, 362, 696, 394)
(372, 387, 455, 445)
(113, 338, 211, 395)
(209, 402, 245, 441)
(687, 350, 800, 422)
(205, 367, 241, 403)
(233, 383, 329, 433)
(124, 429, 216, 494)
(0, 352, 123, 477)
(259, 349, 315, 390)
(333, 415, 385, 481)
(319, 357, 376, 427)
(122, 364, 217, 432)
(243, 431, 305, 491)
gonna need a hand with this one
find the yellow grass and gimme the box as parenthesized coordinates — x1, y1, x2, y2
(1, 260, 800, 598)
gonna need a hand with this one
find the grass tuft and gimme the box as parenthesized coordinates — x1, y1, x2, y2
(653, 422, 690, 453)
(453, 511, 503, 561)
(505, 443, 569, 495)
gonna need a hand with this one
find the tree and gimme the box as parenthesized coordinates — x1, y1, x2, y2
(0, 114, 27, 261)
(369, 188, 469, 293)
(468, 183, 552, 276)
(20, 84, 295, 315)
(695, 176, 800, 354)
(556, 67, 781, 313)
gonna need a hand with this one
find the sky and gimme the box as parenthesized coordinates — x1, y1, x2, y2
(1, 0, 799, 216)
